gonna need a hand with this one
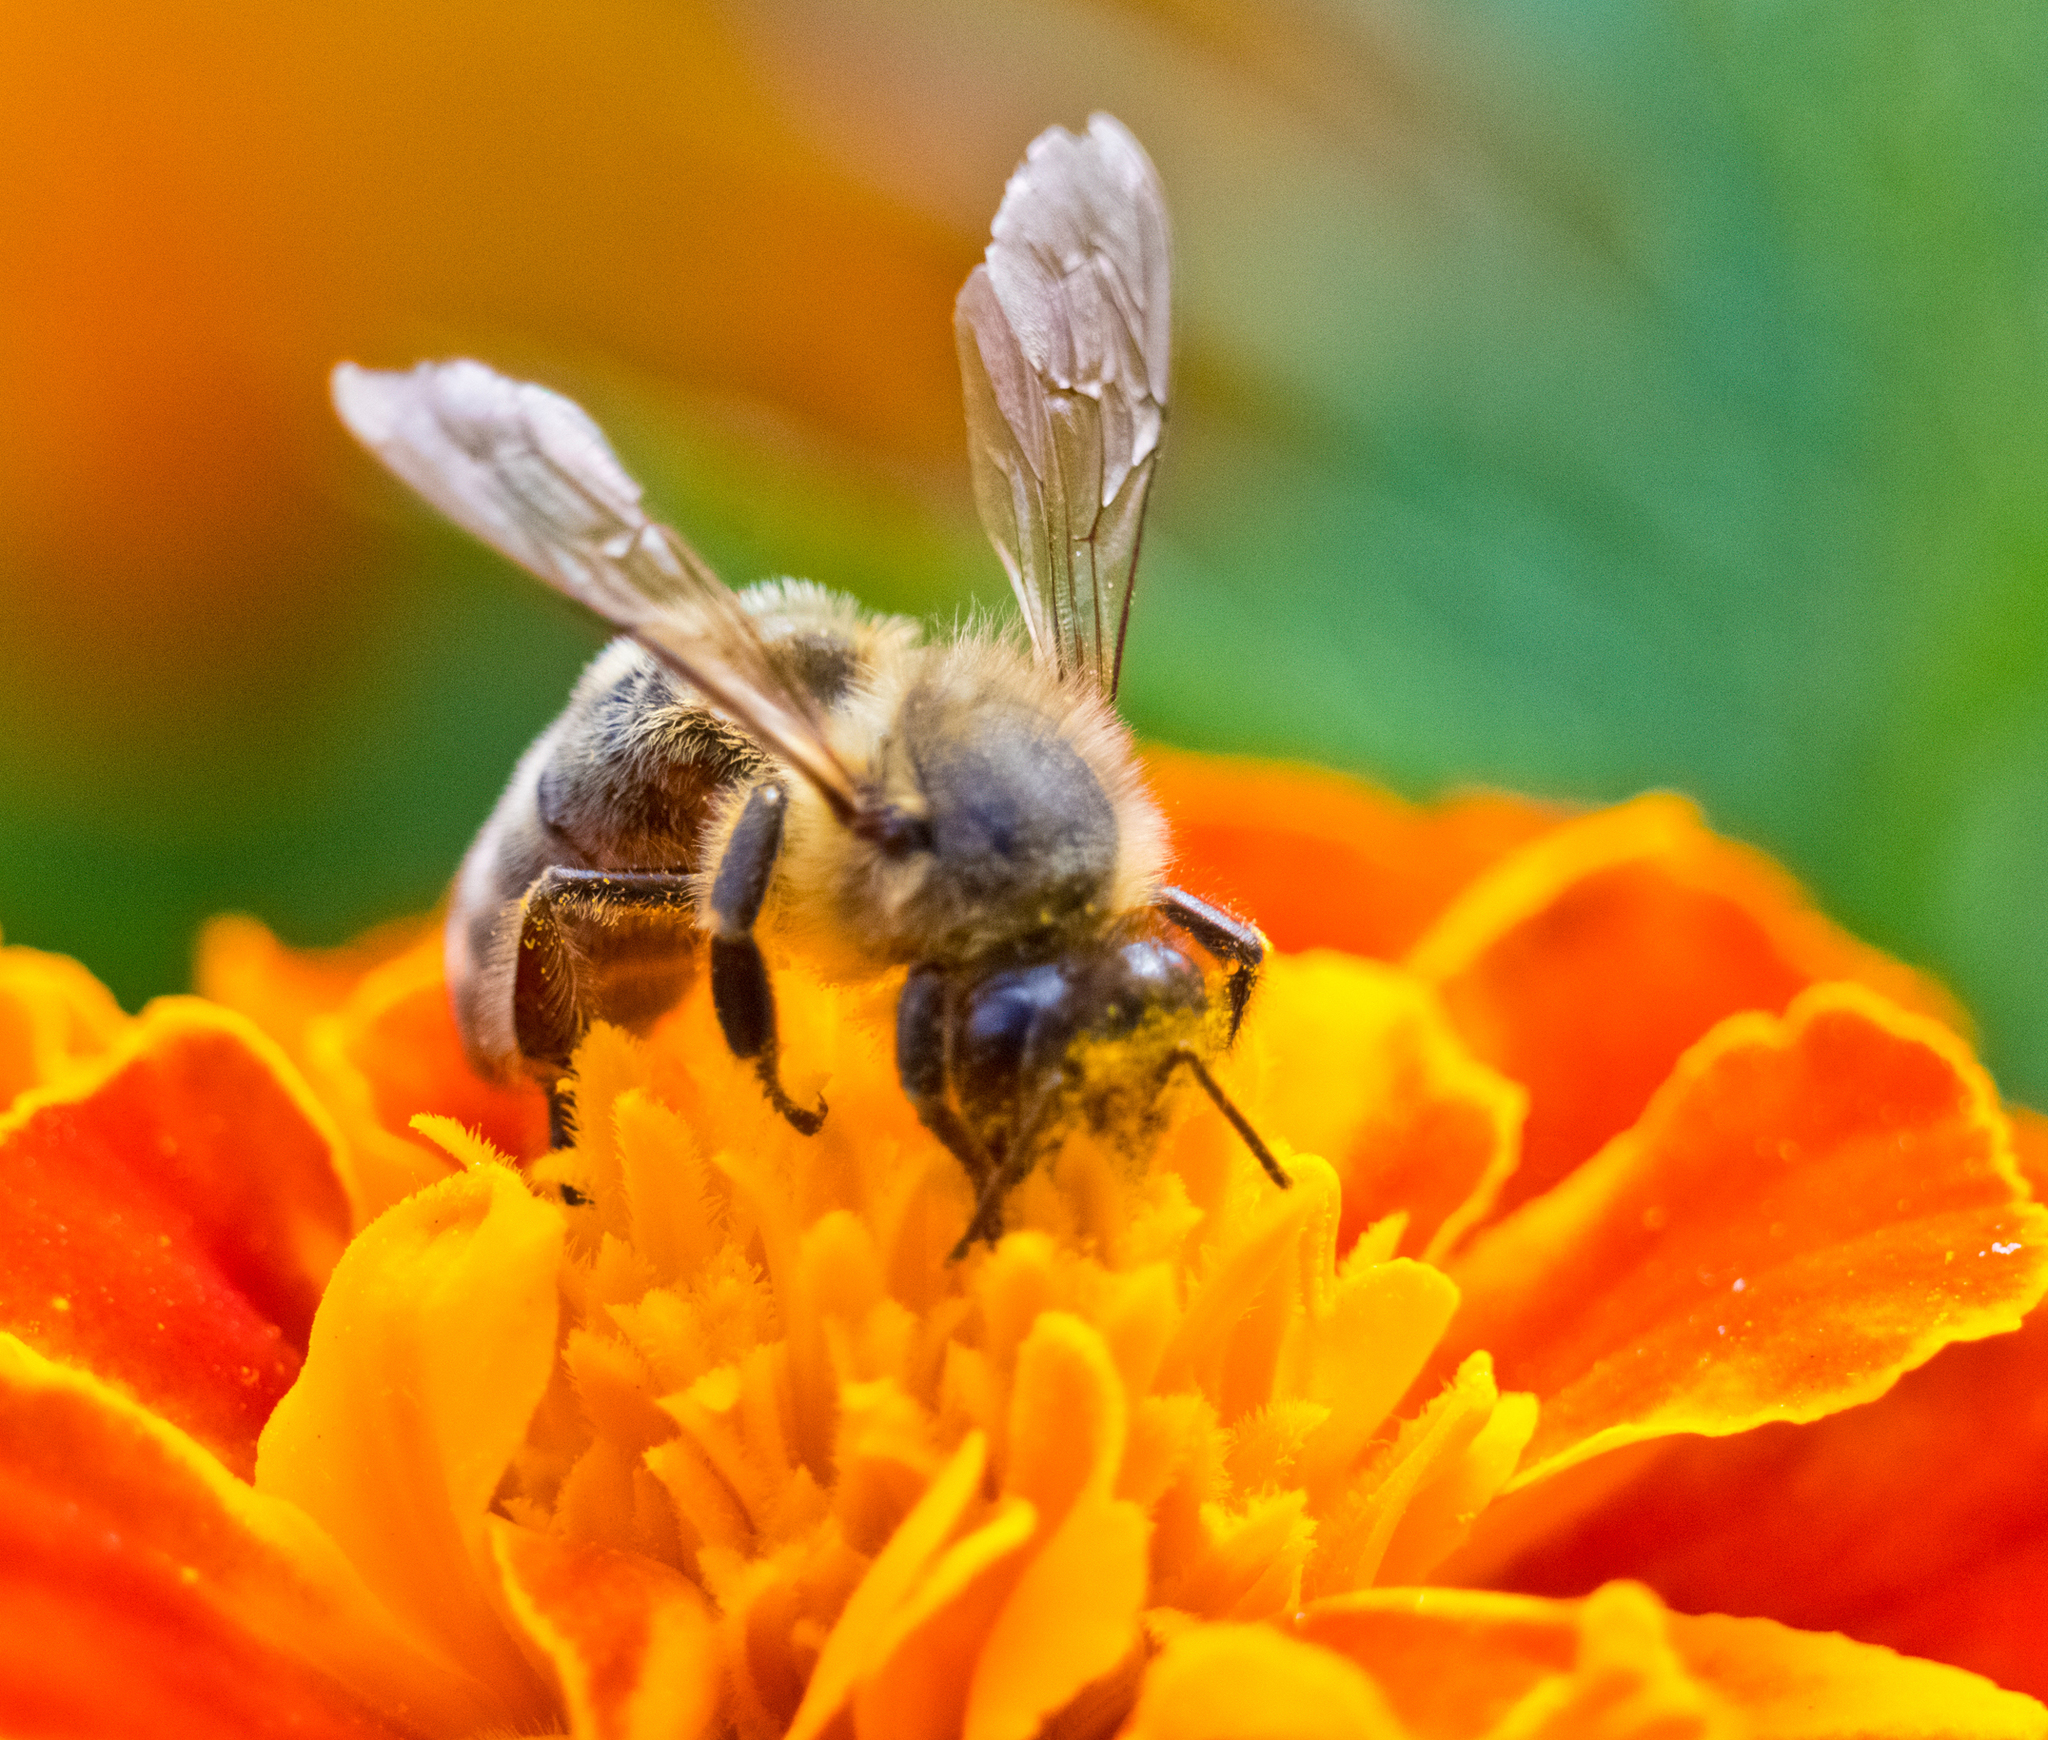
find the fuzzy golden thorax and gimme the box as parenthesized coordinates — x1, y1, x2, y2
(767, 632, 1169, 977)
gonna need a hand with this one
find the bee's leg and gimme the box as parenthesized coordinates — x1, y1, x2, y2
(1155, 886, 1265, 1043)
(707, 782, 826, 1136)
(514, 867, 698, 1146)
(950, 1073, 1062, 1261)
(897, 963, 995, 1189)
(949, 997, 1080, 1260)
(1164, 1047, 1290, 1190)
(546, 1083, 578, 1149)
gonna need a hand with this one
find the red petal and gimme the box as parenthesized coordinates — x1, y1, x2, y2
(0, 1000, 350, 1476)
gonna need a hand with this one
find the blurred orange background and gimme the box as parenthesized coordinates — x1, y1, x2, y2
(1, 0, 1447, 995)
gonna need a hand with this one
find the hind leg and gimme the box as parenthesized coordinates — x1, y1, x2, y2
(512, 866, 699, 1145)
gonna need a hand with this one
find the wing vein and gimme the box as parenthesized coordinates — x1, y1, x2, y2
(332, 358, 862, 820)
(953, 113, 1170, 703)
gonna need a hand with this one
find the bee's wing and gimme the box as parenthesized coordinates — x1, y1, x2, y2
(332, 359, 861, 817)
(954, 113, 1171, 703)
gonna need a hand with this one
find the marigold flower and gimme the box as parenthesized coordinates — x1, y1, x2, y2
(3, 751, 2047, 1737)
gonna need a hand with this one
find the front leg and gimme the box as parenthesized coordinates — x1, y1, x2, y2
(707, 782, 826, 1135)
(896, 964, 995, 1190)
(948, 990, 1079, 1259)
(951, 1071, 1062, 1260)
(1156, 885, 1265, 1042)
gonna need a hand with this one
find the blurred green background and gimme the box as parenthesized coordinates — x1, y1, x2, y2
(4, 2, 2047, 1098)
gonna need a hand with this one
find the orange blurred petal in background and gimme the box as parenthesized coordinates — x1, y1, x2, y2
(0, 4, 972, 752)
(1405, 795, 1963, 1215)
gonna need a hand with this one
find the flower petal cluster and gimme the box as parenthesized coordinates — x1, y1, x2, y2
(3, 751, 2047, 1737)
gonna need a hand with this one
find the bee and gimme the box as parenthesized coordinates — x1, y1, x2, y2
(332, 113, 1287, 1252)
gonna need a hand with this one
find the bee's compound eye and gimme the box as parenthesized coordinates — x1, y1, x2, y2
(957, 963, 1072, 1102)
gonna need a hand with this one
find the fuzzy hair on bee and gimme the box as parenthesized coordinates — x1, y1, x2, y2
(333, 113, 1287, 1253)
(446, 580, 922, 1086)
(749, 625, 1170, 981)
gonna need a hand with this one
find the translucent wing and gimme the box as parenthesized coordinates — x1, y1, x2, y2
(954, 113, 1171, 701)
(332, 359, 860, 818)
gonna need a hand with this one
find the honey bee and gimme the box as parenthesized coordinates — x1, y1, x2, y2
(332, 113, 1286, 1251)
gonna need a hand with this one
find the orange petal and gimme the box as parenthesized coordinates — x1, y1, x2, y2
(0, 942, 126, 1106)
(0, 1332, 505, 1738)
(1468, 1246, 2048, 1699)
(1409, 795, 1963, 1214)
(1143, 746, 1559, 960)
(195, 912, 435, 1063)
(491, 1518, 719, 1740)
(1296, 1582, 2048, 1738)
(0, 999, 351, 1476)
(1248, 953, 1522, 1261)
(1446, 983, 2048, 1481)
(256, 1163, 565, 1725)
(302, 932, 550, 1222)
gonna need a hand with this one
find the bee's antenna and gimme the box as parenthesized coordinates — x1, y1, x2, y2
(1164, 1050, 1290, 1190)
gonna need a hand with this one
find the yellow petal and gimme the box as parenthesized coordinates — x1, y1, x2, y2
(788, 1430, 988, 1740)
(1310, 1352, 1534, 1596)
(1248, 952, 1524, 1263)
(854, 1496, 1040, 1740)
(1667, 1604, 2048, 1738)
(255, 1164, 564, 1724)
(1004, 1312, 1127, 1526)
(0, 942, 126, 1105)
(1123, 1622, 1405, 1740)
(964, 1487, 1150, 1740)
(1298, 1583, 2048, 1740)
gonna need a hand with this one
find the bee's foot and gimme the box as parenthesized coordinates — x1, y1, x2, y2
(758, 1059, 827, 1136)
(949, 1172, 1017, 1262)
(782, 1096, 828, 1137)
(948, 1206, 1003, 1264)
